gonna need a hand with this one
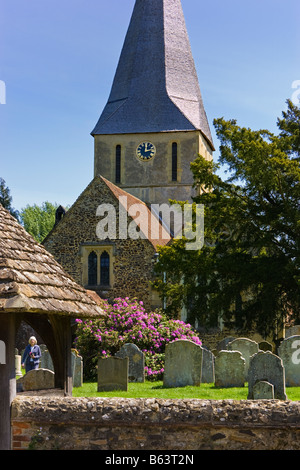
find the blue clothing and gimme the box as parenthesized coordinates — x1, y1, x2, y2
(22, 344, 41, 373)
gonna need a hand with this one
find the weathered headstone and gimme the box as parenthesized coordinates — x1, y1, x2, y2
(72, 350, 83, 387)
(115, 343, 145, 382)
(0, 340, 6, 364)
(247, 351, 287, 400)
(285, 325, 300, 338)
(39, 344, 47, 355)
(17, 368, 55, 392)
(97, 356, 129, 392)
(253, 381, 274, 400)
(40, 347, 54, 371)
(216, 337, 235, 352)
(15, 354, 22, 378)
(201, 347, 215, 383)
(215, 350, 245, 388)
(228, 338, 259, 380)
(259, 341, 273, 352)
(163, 340, 203, 388)
(278, 335, 300, 387)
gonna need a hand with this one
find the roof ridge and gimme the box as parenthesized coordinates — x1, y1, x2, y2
(99, 176, 172, 248)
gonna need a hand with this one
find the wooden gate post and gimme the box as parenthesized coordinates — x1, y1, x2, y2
(0, 314, 16, 450)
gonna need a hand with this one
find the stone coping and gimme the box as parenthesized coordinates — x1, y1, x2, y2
(12, 396, 300, 428)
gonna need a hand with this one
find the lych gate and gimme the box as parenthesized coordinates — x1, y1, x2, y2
(0, 204, 105, 450)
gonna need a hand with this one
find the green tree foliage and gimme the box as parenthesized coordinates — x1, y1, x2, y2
(20, 201, 58, 243)
(0, 177, 19, 220)
(154, 100, 300, 340)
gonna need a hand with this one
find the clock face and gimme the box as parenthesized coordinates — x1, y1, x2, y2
(136, 142, 156, 161)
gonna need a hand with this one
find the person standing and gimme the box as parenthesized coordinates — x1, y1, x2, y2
(21, 336, 41, 373)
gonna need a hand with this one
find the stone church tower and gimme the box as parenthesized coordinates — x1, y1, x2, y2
(44, 0, 214, 310)
(92, 0, 214, 205)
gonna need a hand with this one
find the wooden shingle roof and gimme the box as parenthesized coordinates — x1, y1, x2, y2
(0, 204, 105, 318)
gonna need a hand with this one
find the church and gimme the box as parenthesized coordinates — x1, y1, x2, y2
(43, 0, 214, 311)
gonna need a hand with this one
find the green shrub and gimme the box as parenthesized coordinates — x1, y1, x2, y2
(74, 297, 202, 381)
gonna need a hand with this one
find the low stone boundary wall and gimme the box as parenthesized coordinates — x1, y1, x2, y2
(11, 396, 300, 450)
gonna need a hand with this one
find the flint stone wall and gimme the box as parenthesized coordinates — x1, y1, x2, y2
(11, 396, 300, 450)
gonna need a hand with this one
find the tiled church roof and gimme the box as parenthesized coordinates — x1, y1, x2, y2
(0, 204, 105, 318)
(100, 176, 172, 248)
(91, 0, 214, 150)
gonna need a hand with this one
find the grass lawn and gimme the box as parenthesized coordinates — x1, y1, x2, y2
(72, 381, 300, 401)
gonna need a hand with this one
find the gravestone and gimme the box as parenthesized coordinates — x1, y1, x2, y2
(39, 344, 47, 355)
(278, 335, 300, 387)
(40, 346, 81, 385)
(215, 350, 245, 388)
(40, 347, 54, 371)
(97, 356, 128, 392)
(253, 381, 274, 399)
(0, 340, 6, 364)
(72, 350, 83, 387)
(285, 325, 300, 338)
(247, 351, 287, 400)
(216, 337, 235, 352)
(201, 347, 215, 383)
(163, 340, 203, 388)
(115, 343, 145, 382)
(228, 338, 259, 380)
(15, 354, 22, 378)
(259, 341, 273, 352)
(17, 368, 55, 392)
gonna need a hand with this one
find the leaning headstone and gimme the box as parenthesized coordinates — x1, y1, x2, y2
(163, 340, 203, 388)
(259, 341, 273, 352)
(253, 381, 275, 400)
(97, 356, 128, 392)
(115, 343, 145, 382)
(278, 335, 300, 387)
(201, 348, 215, 383)
(247, 351, 287, 400)
(228, 338, 259, 380)
(215, 350, 245, 388)
(17, 368, 55, 392)
(285, 325, 300, 338)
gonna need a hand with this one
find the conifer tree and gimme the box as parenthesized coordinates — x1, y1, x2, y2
(154, 100, 300, 340)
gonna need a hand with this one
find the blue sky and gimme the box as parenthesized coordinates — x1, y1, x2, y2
(1, 0, 299, 212)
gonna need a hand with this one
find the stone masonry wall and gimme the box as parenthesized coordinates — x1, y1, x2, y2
(11, 396, 300, 450)
(43, 176, 158, 311)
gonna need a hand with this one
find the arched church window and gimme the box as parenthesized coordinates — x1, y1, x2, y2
(172, 142, 178, 182)
(88, 251, 98, 286)
(116, 145, 121, 183)
(100, 251, 110, 286)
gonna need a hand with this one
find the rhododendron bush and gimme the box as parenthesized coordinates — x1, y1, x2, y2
(74, 297, 202, 381)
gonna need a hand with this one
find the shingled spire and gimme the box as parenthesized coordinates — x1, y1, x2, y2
(91, 0, 213, 149)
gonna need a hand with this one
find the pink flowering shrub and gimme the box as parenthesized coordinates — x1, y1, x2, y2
(74, 297, 202, 381)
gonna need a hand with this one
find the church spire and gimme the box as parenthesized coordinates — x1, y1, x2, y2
(91, 0, 213, 149)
